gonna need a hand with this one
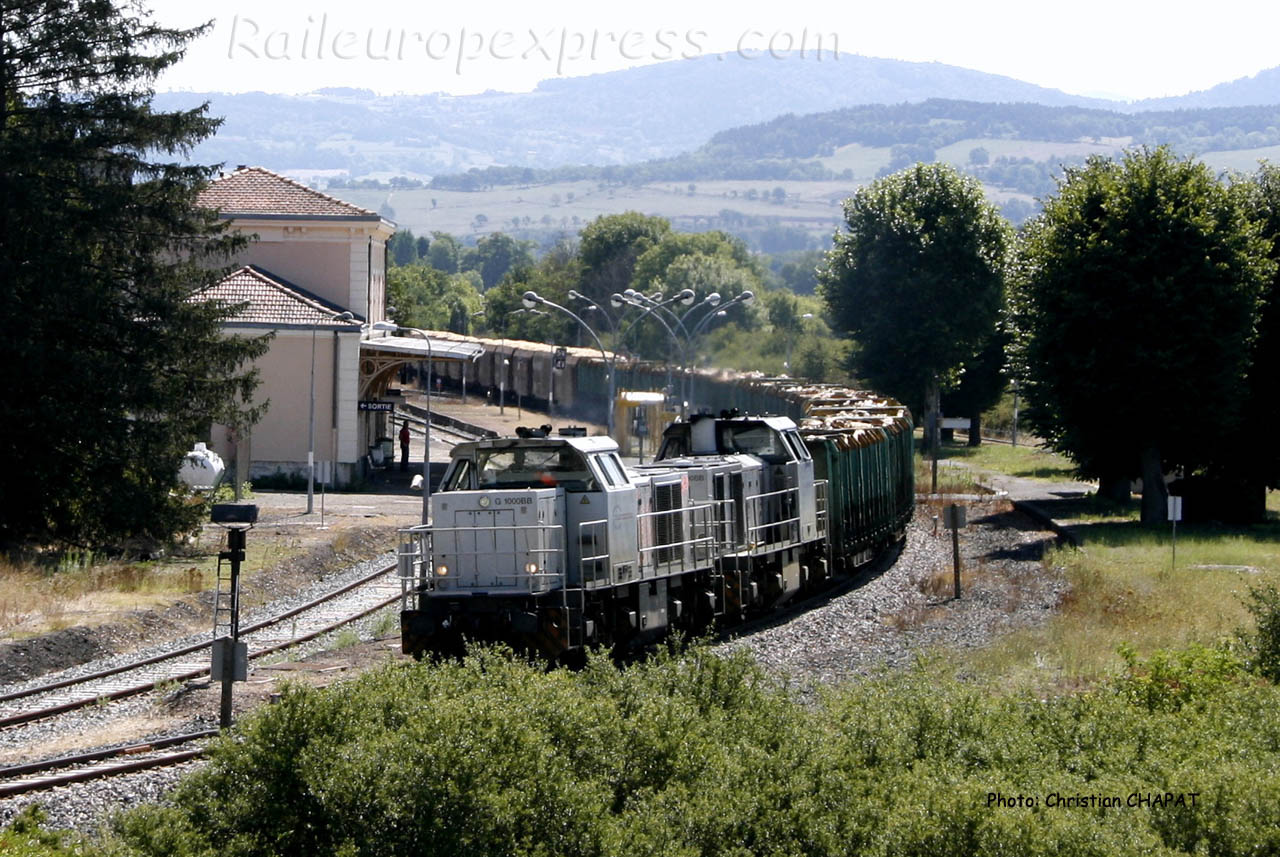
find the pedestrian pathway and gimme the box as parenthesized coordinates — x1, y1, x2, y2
(973, 470, 1099, 545)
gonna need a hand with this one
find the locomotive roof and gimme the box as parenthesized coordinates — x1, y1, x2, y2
(672, 414, 798, 431)
(452, 435, 620, 456)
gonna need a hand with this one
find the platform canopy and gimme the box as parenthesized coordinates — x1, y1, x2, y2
(362, 334, 485, 361)
(359, 334, 485, 399)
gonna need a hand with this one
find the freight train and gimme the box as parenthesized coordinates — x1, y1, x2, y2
(397, 385, 914, 661)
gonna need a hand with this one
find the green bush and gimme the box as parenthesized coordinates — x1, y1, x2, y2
(95, 643, 1280, 857)
(1240, 583, 1280, 682)
(0, 807, 85, 857)
(1114, 641, 1248, 711)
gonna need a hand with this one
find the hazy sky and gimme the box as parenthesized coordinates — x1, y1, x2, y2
(149, 0, 1279, 102)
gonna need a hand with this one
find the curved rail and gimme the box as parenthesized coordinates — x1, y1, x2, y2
(0, 563, 400, 729)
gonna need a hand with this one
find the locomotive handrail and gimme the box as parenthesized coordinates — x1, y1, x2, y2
(397, 522, 566, 598)
(814, 479, 829, 539)
(741, 485, 804, 554)
(638, 503, 718, 577)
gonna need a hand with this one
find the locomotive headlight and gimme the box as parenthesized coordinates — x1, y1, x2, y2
(525, 562, 539, 575)
(435, 564, 449, 577)
(478, 496, 491, 508)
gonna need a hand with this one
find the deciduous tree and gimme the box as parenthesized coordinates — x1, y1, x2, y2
(820, 162, 1010, 440)
(1011, 147, 1271, 523)
(577, 212, 671, 306)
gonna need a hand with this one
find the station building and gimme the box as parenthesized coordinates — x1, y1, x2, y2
(191, 166, 482, 487)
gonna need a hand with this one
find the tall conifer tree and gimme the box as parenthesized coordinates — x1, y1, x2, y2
(0, 0, 268, 549)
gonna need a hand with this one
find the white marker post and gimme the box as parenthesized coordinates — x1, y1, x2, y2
(1168, 495, 1183, 571)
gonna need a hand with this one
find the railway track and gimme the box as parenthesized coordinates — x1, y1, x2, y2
(0, 730, 216, 799)
(0, 561, 402, 730)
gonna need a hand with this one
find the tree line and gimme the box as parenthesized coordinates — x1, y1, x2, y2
(821, 150, 1280, 524)
(386, 215, 835, 383)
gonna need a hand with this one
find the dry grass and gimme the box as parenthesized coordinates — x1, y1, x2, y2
(0, 713, 183, 766)
(914, 453, 983, 495)
(955, 524, 1280, 692)
(0, 531, 305, 640)
(915, 564, 980, 600)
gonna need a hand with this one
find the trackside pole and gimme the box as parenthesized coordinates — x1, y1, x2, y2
(945, 504, 966, 599)
(211, 504, 256, 729)
(1168, 495, 1183, 571)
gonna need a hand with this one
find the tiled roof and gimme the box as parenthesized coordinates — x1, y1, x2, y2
(190, 265, 364, 327)
(197, 166, 380, 219)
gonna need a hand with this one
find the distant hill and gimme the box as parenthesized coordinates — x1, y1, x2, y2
(155, 52, 1122, 177)
(426, 99, 1280, 191)
(1134, 66, 1280, 110)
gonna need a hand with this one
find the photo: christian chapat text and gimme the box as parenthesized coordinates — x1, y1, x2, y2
(987, 792, 1200, 809)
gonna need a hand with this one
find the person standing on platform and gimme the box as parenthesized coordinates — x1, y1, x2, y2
(399, 420, 410, 472)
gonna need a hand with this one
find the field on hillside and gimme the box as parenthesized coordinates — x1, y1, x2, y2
(342, 180, 857, 243)
(932, 136, 1131, 165)
(1200, 144, 1280, 172)
(337, 140, 1273, 245)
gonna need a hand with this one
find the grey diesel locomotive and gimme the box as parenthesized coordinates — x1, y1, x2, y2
(397, 390, 914, 661)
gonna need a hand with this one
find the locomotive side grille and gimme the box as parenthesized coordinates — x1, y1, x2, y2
(654, 482, 684, 565)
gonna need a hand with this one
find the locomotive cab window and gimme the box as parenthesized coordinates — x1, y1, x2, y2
(470, 446, 597, 491)
(657, 433, 688, 460)
(718, 423, 794, 464)
(782, 430, 810, 461)
(440, 459, 476, 491)
(596, 453, 630, 487)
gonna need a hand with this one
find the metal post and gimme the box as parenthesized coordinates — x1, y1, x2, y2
(424, 353, 432, 525)
(1011, 380, 1020, 448)
(952, 521, 962, 599)
(930, 376, 940, 494)
(944, 504, 965, 599)
(307, 326, 316, 514)
(218, 527, 244, 729)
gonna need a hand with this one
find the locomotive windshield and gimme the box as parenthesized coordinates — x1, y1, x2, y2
(718, 423, 793, 464)
(441, 445, 598, 491)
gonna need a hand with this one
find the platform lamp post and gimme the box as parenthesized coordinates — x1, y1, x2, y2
(614, 289, 695, 413)
(465, 310, 490, 404)
(523, 290, 616, 437)
(567, 290, 618, 332)
(308, 310, 354, 514)
(372, 320, 433, 524)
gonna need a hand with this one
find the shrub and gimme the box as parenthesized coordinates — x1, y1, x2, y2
(1240, 583, 1280, 682)
(1114, 641, 1248, 711)
(0, 807, 84, 857)
(103, 644, 1280, 857)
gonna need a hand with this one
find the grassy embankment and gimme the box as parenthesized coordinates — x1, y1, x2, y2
(935, 437, 1280, 693)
